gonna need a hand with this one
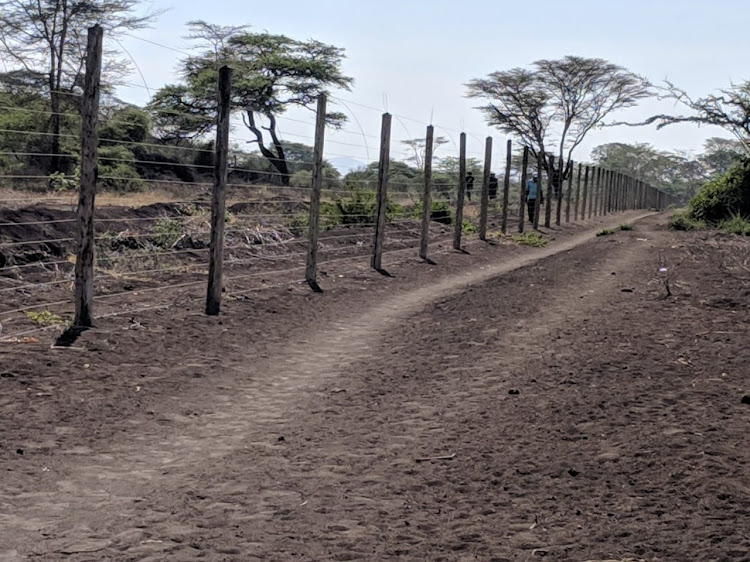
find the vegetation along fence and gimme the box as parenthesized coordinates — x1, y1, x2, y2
(0, 27, 676, 342)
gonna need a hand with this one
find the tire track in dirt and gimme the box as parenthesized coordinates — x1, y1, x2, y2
(0, 212, 654, 560)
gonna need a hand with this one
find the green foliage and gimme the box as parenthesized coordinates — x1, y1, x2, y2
(24, 310, 65, 327)
(512, 232, 548, 247)
(668, 211, 706, 231)
(333, 189, 377, 225)
(618, 223, 634, 231)
(410, 200, 453, 225)
(149, 21, 352, 182)
(48, 169, 79, 192)
(461, 220, 477, 234)
(98, 145, 146, 192)
(688, 158, 750, 224)
(151, 218, 183, 248)
(100, 105, 151, 144)
(287, 213, 309, 237)
(720, 213, 750, 235)
(596, 228, 616, 236)
(591, 142, 707, 204)
(291, 170, 312, 188)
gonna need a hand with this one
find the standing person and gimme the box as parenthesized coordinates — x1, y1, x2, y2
(465, 171, 475, 202)
(526, 175, 543, 223)
(488, 173, 499, 200)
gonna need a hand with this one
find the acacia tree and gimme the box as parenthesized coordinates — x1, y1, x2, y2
(149, 21, 353, 185)
(400, 135, 449, 170)
(466, 56, 651, 181)
(638, 80, 750, 154)
(0, 0, 157, 173)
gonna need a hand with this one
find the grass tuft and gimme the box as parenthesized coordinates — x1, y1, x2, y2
(24, 310, 66, 327)
(668, 212, 706, 231)
(512, 232, 547, 247)
(719, 213, 750, 236)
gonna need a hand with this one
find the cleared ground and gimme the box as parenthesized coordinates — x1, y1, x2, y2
(1, 213, 749, 561)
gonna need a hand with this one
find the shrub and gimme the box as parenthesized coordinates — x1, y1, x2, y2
(689, 158, 750, 224)
(410, 200, 453, 224)
(25, 310, 66, 327)
(668, 211, 706, 231)
(151, 218, 183, 248)
(334, 189, 376, 225)
(48, 169, 79, 192)
(596, 228, 616, 236)
(287, 213, 309, 237)
(512, 232, 547, 247)
(99, 145, 146, 192)
(291, 170, 312, 188)
(461, 220, 477, 234)
(618, 223, 634, 231)
(720, 213, 750, 236)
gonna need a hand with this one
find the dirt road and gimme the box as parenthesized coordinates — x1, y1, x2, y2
(1, 213, 749, 561)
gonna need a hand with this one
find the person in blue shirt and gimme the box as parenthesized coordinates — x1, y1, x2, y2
(525, 175, 543, 223)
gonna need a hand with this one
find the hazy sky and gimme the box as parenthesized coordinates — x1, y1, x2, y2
(120, 0, 749, 168)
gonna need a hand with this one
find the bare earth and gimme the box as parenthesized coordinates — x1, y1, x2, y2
(1, 213, 749, 561)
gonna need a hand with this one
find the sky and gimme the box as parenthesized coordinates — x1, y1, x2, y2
(119, 0, 750, 170)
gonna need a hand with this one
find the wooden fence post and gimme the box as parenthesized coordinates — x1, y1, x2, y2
(453, 133, 467, 250)
(603, 170, 610, 215)
(591, 167, 600, 218)
(564, 161, 573, 223)
(305, 94, 327, 291)
(555, 158, 564, 226)
(518, 146, 529, 233)
(479, 136, 492, 240)
(574, 162, 582, 220)
(544, 155, 554, 228)
(420, 125, 434, 260)
(206, 65, 233, 316)
(534, 153, 543, 230)
(582, 165, 591, 220)
(372, 113, 392, 271)
(73, 25, 104, 328)
(501, 139, 512, 234)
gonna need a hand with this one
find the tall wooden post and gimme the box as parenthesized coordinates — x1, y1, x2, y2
(544, 155, 554, 228)
(602, 170, 610, 215)
(206, 65, 233, 316)
(518, 146, 529, 233)
(555, 158, 564, 226)
(574, 162, 583, 220)
(501, 139, 512, 234)
(420, 125, 434, 260)
(533, 153, 543, 230)
(453, 133, 467, 250)
(591, 167, 600, 218)
(479, 136, 492, 240)
(305, 94, 327, 291)
(564, 161, 573, 223)
(371, 113, 392, 270)
(73, 25, 104, 328)
(581, 165, 590, 221)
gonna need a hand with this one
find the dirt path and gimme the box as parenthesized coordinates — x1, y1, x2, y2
(2, 212, 749, 561)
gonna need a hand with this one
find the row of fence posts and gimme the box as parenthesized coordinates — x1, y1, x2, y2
(70, 26, 676, 329)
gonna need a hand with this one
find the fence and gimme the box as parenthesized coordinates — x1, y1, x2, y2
(0, 26, 677, 342)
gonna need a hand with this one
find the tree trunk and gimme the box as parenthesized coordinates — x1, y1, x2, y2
(49, 81, 62, 175)
(245, 111, 290, 186)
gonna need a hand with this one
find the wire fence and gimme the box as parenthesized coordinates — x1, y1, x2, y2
(0, 25, 676, 343)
